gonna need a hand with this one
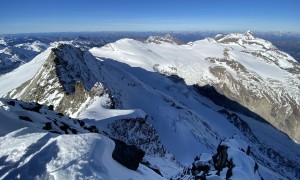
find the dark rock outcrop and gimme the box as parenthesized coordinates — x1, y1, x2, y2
(19, 116, 33, 122)
(212, 145, 229, 174)
(176, 140, 264, 180)
(112, 139, 145, 170)
(3, 99, 99, 135)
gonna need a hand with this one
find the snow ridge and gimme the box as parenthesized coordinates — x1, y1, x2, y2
(0, 98, 163, 180)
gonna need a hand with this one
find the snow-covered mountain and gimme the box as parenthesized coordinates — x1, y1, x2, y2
(0, 32, 299, 179)
(90, 31, 300, 143)
(1, 43, 182, 177)
(0, 36, 107, 76)
(0, 37, 49, 75)
(4, 43, 110, 117)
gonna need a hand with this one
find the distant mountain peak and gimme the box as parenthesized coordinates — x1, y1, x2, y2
(215, 31, 276, 50)
(244, 30, 255, 39)
(245, 30, 253, 36)
(146, 34, 182, 45)
(214, 34, 225, 41)
(0, 39, 49, 75)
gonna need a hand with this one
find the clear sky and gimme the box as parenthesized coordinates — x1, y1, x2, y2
(1, 0, 300, 34)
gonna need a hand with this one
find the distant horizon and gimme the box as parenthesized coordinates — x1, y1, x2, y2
(1, 0, 299, 34)
(2, 30, 300, 37)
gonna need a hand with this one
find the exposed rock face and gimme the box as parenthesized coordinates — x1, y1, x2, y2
(101, 116, 182, 177)
(5, 44, 110, 117)
(107, 117, 167, 156)
(112, 138, 145, 170)
(201, 34, 300, 142)
(203, 69, 300, 142)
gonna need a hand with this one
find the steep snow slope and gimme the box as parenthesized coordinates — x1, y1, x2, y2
(90, 31, 300, 143)
(0, 98, 164, 180)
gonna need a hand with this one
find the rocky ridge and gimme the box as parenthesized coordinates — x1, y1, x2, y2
(5, 44, 112, 117)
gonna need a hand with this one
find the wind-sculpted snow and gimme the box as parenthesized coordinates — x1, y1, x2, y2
(0, 129, 163, 180)
(0, 98, 164, 180)
(0, 98, 99, 135)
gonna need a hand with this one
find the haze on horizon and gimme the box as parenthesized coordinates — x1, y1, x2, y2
(1, 0, 300, 34)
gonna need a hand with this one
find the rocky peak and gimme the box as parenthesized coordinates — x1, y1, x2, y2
(146, 34, 181, 45)
(5, 43, 110, 116)
(244, 30, 253, 37)
(51, 43, 99, 94)
(216, 31, 275, 50)
(214, 34, 225, 41)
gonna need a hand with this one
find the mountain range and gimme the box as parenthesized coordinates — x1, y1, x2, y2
(0, 31, 299, 179)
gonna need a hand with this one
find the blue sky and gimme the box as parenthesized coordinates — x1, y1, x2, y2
(1, 0, 300, 34)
